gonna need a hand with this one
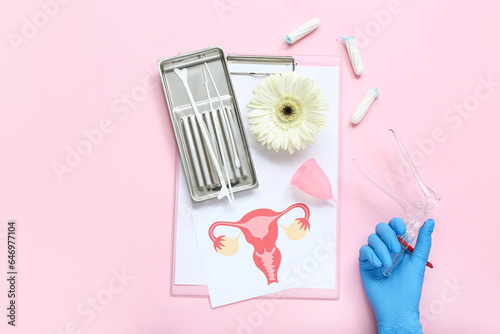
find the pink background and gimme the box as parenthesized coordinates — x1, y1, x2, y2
(1, 0, 499, 333)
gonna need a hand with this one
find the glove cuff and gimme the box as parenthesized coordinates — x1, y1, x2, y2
(377, 310, 422, 334)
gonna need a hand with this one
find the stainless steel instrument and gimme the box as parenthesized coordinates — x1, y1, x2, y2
(157, 46, 258, 203)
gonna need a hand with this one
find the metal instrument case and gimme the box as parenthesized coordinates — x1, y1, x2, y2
(158, 46, 258, 203)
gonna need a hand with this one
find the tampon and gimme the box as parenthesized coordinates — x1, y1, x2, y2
(285, 18, 321, 44)
(339, 36, 363, 76)
(351, 88, 379, 124)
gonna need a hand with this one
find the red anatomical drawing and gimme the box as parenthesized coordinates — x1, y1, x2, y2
(208, 203, 310, 285)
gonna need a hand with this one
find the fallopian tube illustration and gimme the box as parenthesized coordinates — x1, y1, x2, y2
(208, 203, 310, 285)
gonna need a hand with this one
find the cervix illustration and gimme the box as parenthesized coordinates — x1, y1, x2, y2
(208, 203, 311, 285)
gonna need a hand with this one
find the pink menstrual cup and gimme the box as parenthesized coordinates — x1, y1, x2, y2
(291, 158, 337, 203)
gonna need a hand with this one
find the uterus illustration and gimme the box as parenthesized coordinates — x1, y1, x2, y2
(208, 203, 310, 285)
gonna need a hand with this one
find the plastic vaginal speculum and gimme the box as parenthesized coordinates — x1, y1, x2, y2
(208, 203, 311, 285)
(353, 129, 441, 276)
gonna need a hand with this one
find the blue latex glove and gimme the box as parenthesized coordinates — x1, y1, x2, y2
(359, 217, 435, 334)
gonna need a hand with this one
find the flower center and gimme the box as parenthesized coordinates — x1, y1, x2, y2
(282, 105, 293, 115)
(276, 98, 300, 123)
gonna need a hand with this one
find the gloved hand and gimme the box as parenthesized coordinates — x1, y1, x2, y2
(359, 217, 435, 334)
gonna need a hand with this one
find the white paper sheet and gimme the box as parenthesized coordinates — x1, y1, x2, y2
(192, 191, 336, 307)
(174, 64, 340, 293)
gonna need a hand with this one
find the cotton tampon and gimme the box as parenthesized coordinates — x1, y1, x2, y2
(285, 18, 321, 44)
(339, 36, 363, 76)
(351, 88, 379, 124)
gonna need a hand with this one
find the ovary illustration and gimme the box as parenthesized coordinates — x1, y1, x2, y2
(208, 203, 310, 285)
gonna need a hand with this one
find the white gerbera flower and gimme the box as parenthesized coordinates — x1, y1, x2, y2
(246, 71, 328, 154)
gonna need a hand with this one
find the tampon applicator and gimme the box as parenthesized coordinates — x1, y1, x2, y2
(285, 18, 321, 44)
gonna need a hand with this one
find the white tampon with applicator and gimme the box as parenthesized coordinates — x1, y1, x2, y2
(285, 18, 321, 44)
(351, 88, 379, 124)
(339, 36, 363, 76)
